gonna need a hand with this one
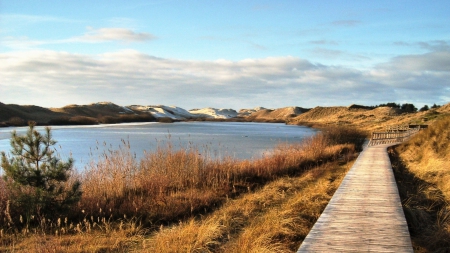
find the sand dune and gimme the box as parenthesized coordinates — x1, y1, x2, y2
(1, 101, 449, 130)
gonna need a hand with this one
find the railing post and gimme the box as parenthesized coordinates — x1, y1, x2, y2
(369, 125, 422, 147)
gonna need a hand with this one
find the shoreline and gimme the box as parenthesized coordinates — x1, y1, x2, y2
(0, 116, 289, 128)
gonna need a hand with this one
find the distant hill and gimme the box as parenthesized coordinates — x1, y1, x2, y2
(0, 102, 151, 126)
(0, 102, 240, 126)
(129, 105, 238, 120)
(0, 102, 66, 126)
(1, 101, 449, 130)
(52, 102, 135, 117)
(289, 103, 450, 131)
(244, 106, 309, 121)
(189, 108, 238, 119)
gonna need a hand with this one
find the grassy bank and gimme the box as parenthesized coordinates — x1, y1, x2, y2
(389, 115, 450, 252)
(0, 126, 366, 252)
(142, 161, 353, 252)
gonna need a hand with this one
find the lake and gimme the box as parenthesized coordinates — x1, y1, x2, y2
(0, 122, 317, 170)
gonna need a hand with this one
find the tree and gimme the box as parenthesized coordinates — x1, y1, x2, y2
(419, 105, 429, 112)
(378, 102, 400, 109)
(400, 103, 417, 113)
(0, 123, 81, 225)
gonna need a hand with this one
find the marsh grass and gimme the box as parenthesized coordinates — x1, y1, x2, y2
(0, 125, 363, 252)
(75, 127, 360, 226)
(141, 161, 353, 253)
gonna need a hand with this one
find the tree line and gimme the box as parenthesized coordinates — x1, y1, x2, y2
(374, 102, 441, 113)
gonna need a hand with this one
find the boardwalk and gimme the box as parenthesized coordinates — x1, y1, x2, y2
(297, 143, 413, 252)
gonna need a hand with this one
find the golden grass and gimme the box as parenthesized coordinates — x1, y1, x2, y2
(290, 102, 450, 132)
(0, 219, 146, 252)
(0, 125, 363, 252)
(221, 164, 345, 253)
(390, 115, 450, 252)
(73, 127, 361, 225)
(140, 161, 352, 253)
(397, 115, 450, 200)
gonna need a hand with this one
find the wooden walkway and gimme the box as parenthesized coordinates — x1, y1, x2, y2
(368, 127, 420, 146)
(297, 143, 413, 252)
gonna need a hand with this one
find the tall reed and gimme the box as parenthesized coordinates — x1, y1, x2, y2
(73, 126, 359, 227)
(1, 125, 362, 233)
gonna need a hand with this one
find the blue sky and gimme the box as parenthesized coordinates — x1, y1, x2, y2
(1, 0, 449, 109)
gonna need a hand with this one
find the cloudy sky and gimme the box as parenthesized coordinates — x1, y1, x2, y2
(1, 0, 449, 110)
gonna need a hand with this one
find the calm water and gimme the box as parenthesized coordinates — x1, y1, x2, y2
(0, 122, 317, 170)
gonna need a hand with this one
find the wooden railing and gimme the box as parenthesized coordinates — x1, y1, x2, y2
(368, 126, 421, 146)
(386, 124, 409, 132)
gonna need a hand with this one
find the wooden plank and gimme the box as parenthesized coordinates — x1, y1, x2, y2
(297, 144, 413, 252)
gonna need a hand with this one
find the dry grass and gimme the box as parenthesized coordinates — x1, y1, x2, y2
(74, 126, 361, 226)
(221, 162, 350, 253)
(290, 102, 450, 132)
(397, 115, 450, 200)
(390, 115, 450, 252)
(140, 161, 353, 253)
(245, 107, 307, 122)
(0, 125, 362, 252)
(0, 218, 146, 252)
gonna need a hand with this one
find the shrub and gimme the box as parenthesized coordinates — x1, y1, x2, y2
(7, 117, 26, 126)
(401, 103, 417, 113)
(119, 114, 155, 123)
(48, 116, 72, 125)
(69, 116, 98, 125)
(419, 105, 429, 112)
(158, 117, 174, 123)
(321, 126, 368, 151)
(48, 116, 98, 125)
(99, 116, 122, 124)
(0, 123, 81, 226)
(378, 102, 400, 109)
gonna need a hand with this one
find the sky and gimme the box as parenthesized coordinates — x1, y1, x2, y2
(1, 0, 449, 110)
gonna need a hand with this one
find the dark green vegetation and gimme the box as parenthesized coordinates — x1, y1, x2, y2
(351, 102, 442, 113)
(1, 123, 81, 227)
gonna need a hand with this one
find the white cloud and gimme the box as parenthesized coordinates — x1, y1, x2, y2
(76, 27, 156, 42)
(381, 51, 450, 72)
(0, 36, 46, 50)
(0, 27, 156, 50)
(0, 49, 448, 109)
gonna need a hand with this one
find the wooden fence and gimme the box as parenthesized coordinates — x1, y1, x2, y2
(368, 126, 421, 146)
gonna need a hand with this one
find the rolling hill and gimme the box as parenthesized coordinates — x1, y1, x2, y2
(1, 101, 449, 131)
